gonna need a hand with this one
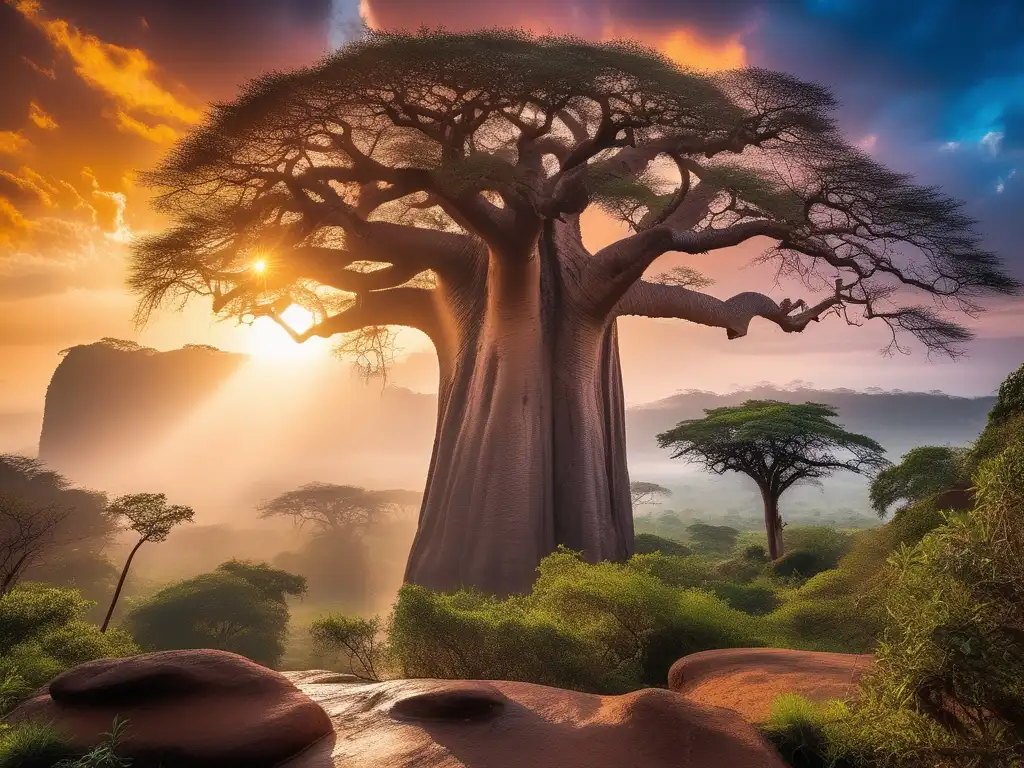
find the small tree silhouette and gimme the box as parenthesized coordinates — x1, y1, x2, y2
(101, 493, 194, 632)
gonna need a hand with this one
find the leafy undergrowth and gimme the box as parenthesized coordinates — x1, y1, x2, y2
(0, 717, 130, 768)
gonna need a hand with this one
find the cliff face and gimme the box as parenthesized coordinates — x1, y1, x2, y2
(39, 340, 246, 476)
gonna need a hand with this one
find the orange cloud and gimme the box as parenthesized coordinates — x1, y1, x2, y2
(8, 0, 202, 134)
(115, 109, 179, 144)
(0, 197, 31, 247)
(0, 167, 58, 207)
(659, 28, 747, 71)
(0, 131, 31, 155)
(601, 24, 747, 72)
(28, 100, 59, 130)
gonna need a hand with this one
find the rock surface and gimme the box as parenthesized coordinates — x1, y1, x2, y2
(10, 649, 333, 768)
(669, 648, 874, 722)
(11, 649, 873, 767)
(281, 677, 787, 768)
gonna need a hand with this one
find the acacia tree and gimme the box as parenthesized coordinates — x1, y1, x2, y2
(657, 401, 889, 559)
(258, 483, 422, 534)
(129, 30, 1018, 594)
(629, 481, 672, 507)
(102, 492, 194, 632)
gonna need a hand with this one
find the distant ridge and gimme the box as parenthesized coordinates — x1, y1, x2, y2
(627, 384, 994, 460)
(33, 341, 996, 521)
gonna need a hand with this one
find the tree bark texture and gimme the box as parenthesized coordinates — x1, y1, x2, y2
(404, 220, 634, 596)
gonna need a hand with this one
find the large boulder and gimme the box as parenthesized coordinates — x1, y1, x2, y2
(280, 677, 787, 768)
(669, 648, 874, 722)
(9, 649, 332, 768)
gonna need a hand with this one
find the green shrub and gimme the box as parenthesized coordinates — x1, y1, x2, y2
(986, 362, 1024, 427)
(388, 584, 602, 690)
(309, 615, 385, 680)
(633, 533, 691, 557)
(685, 522, 739, 553)
(124, 561, 305, 668)
(640, 589, 772, 687)
(0, 586, 138, 704)
(782, 527, 853, 571)
(769, 595, 880, 654)
(772, 549, 826, 579)
(626, 552, 720, 589)
(386, 549, 774, 693)
(760, 695, 872, 768)
(715, 545, 769, 582)
(709, 582, 780, 615)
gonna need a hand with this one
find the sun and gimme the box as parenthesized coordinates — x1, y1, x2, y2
(252, 258, 267, 274)
(246, 304, 326, 360)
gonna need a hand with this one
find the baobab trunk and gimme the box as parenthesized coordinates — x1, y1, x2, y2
(404, 222, 634, 596)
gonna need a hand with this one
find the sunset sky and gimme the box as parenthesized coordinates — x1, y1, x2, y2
(1, 0, 1022, 420)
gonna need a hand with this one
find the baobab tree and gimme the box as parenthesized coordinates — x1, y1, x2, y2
(130, 30, 1019, 595)
(657, 401, 889, 559)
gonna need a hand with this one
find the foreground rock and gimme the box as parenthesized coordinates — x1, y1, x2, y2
(10, 650, 332, 767)
(280, 677, 786, 768)
(669, 648, 874, 722)
(11, 651, 792, 767)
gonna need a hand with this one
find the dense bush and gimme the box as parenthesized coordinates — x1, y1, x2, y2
(309, 615, 385, 680)
(761, 422, 1024, 766)
(633, 533, 691, 557)
(782, 527, 853, 571)
(841, 431, 1024, 765)
(716, 544, 769, 582)
(123, 560, 305, 668)
(709, 581, 780, 616)
(869, 446, 970, 519)
(0, 585, 137, 710)
(323, 549, 772, 693)
(986, 362, 1024, 428)
(685, 522, 739, 554)
(772, 549, 827, 579)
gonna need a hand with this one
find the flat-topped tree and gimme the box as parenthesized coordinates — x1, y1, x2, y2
(129, 30, 1019, 595)
(657, 401, 890, 559)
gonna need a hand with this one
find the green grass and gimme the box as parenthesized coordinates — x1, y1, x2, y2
(0, 721, 79, 768)
(760, 694, 858, 768)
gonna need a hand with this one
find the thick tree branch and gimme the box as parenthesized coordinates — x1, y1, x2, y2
(264, 286, 443, 343)
(615, 278, 843, 339)
(587, 188, 779, 312)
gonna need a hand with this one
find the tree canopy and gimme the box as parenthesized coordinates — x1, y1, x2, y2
(869, 445, 969, 518)
(107, 493, 195, 543)
(258, 483, 421, 534)
(629, 481, 672, 506)
(124, 561, 306, 668)
(658, 400, 890, 488)
(130, 29, 1018, 358)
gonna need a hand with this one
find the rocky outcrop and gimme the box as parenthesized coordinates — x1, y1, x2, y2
(12, 652, 788, 768)
(669, 648, 874, 722)
(38, 340, 244, 475)
(10, 649, 332, 768)
(280, 677, 787, 767)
